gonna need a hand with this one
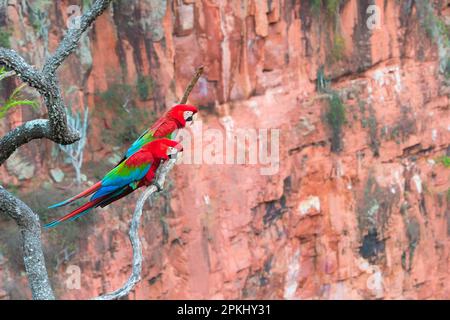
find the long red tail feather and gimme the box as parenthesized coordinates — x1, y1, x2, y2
(44, 196, 106, 228)
(48, 181, 102, 209)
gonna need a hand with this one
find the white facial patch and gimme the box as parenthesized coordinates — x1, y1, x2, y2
(167, 147, 177, 156)
(183, 111, 194, 120)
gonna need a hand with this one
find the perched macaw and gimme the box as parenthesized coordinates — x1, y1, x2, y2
(120, 104, 198, 163)
(45, 138, 183, 228)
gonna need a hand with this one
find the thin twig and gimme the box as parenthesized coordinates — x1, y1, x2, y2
(180, 66, 204, 104)
(94, 66, 204, 300)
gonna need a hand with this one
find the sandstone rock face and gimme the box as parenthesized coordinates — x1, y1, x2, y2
(50, 168, 65, 183)
(0, 1, 449, 299)
(6, 151, 35, 181)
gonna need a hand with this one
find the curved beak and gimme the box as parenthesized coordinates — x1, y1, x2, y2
(186, 113, 198, 126)
(169, 144, 183, 159)
(175, 143, 184, 153)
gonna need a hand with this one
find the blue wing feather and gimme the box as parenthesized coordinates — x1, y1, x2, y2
(91, 185, 120, 200)
(125, 129, 151, 158)
(91, 161, 151, 200)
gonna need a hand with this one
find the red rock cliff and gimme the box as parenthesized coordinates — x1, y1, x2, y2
(0, 0, 449, 299)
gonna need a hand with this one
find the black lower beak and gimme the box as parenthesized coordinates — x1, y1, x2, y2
(186, 116, 193, 122)
(169, 154, 175, 159)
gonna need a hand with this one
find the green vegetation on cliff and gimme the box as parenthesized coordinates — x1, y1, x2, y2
(95, 80, 157, 147)
(316, 67, 347, 153)
(0, 68, 39, 119)
(0, 28, 11, 48)
(326, 92, 346, 153)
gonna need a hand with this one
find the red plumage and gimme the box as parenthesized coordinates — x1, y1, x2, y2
(46, 139, 182, 228)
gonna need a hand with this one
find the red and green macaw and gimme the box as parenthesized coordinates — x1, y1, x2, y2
(120, 104, 198, 162)
(45, 138, 183, 228)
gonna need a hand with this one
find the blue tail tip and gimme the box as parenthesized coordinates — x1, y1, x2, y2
(48, 200, 69, 209)
(43, 221, 59, 229)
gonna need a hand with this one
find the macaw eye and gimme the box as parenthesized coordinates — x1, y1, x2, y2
(167, 147, 177, 155)
(167, 146, 180, 159)
(183, 111, 193, 120)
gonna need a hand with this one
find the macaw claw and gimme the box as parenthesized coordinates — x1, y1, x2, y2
(153, 181, 163, 192)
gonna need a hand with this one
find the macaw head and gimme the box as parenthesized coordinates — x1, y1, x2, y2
(147, 138, 183, 161)
(167, 104, 198, 127)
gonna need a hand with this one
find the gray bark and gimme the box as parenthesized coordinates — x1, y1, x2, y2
(0, 0, 113, 300)
(0, 186, 54, 300)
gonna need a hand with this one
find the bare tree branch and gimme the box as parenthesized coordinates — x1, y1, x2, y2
(42, 0, 113, 76)
(180, 66, 204, 104)
(0, 49, 48, 93)
(0, 46, 81, 164)
(0, 119, 50, 164)
(0, 0, 114, 166)
(94, 66, 204, 300)
(0, 186, 55, 300)
(0, 0, 113, 300)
